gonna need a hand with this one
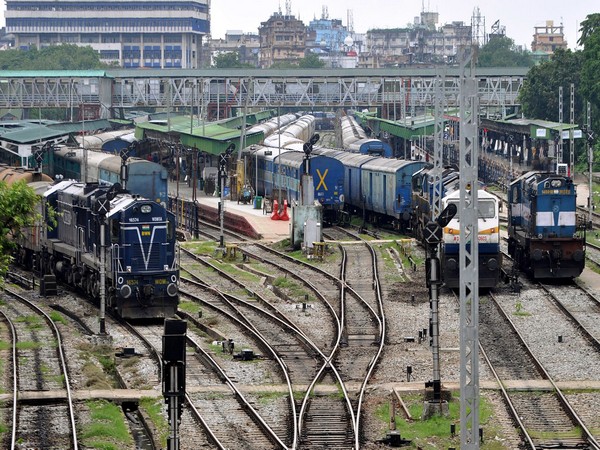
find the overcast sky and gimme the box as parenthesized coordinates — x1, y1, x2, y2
(0, 1, 593, 51)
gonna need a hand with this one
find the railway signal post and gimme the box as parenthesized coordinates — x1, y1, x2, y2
(162, 318, 187, 450)
(218, 143, 235, 251)
(423, 204, 456, 419)
(94, 195, 111, 335)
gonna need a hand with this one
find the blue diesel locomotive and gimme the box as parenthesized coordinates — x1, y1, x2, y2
(16, 178, 179, 319)
(507, 168, 585, 279)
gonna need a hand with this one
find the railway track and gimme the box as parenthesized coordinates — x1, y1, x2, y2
(483, 290, 600, 448)
(1, 287, 78, 449)
(182, 238, 388, 448)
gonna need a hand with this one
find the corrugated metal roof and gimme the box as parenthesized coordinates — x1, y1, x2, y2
(1, 70, 110, 78)
(135, 114, 265, 155)
(0, 120, 69, 143)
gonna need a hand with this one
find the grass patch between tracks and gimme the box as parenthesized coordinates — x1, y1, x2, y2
(373, 391, 504, 449)
(140, 397, 169, 448)
(81, 399, 133, 449)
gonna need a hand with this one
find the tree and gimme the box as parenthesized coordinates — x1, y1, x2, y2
(477, 36, 534, 67)
(578, 13, 600, 46)
(0, 181, 42, 279)
(213, 51, 253, 68)
(578, 14, 600, 133)
(0, 44, 108, 70)
(298, 53, 326, 69)
(518, 48, 583, 122)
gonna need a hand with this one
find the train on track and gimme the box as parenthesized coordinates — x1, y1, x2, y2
(411, 165, 502, 288)
(4, 165, 179, 319)
(49, 145, 169, 206)
(507, 166, 585, 280)
(250, 114, 427, 228)
(340, 114, 393, 157)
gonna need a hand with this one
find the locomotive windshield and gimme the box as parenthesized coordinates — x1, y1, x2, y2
(447, 199, 495, 219)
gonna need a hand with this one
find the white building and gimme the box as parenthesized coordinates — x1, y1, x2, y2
(4, 0, 210, 68)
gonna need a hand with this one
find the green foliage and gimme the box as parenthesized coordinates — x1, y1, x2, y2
(373, 393, 500, 448)
(140, 397, 169, 447)
(477, 36, 534, 68)
(298, 53, 326, 68)
(0, 180, 42, 277)
(81, 400, 133, 449)
(578, 14, 600, 134)
(16, 315, 43, 330)
(49, 311, 67, 324)
(269, 60, 300, 69)
(519, 49, 583, 122)
(0, 44, 108, 70)
(270, 53, 326, 69)
(213, 51, 254, 68)
(16, 341, 42, 350)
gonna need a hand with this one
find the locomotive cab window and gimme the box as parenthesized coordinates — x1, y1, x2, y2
(167, 220, 173, 240)
(110, 219, 119, 242)
(447, 199, 495, 219)
(511, 186, 520, 203)
(550, 179, 562, 188)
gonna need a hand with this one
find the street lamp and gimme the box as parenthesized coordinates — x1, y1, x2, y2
(218, 143, 235, 250)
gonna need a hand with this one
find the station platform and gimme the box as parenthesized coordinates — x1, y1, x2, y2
(168, 180, 290, 242)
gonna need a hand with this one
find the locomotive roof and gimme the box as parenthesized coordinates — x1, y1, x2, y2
(107, 196, 137, 217)
(444, 188, 496, 200)
(510, 170, 572, 187)
(43, 179, 80, 198)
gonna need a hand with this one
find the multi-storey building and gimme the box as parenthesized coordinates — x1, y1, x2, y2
(306, 16, 357, 68)
(208, 31, 261, 67)
(358, 13, 471, 68)
(4, 0, 209, 68)
(258, 12, 307, 68)
(532, 20, 567, 54)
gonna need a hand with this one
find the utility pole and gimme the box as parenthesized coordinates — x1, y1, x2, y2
(558, 86, 563, 172)
(585, 102, 594, 226)
(459, 50, 480, 449)
(570, 83, 575, 177)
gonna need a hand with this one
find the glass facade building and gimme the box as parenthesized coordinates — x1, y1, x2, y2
(4, 0, 210, 68)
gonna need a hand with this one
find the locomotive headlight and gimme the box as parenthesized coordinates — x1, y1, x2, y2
(167, 283, 178, 297)
(532, 249, 543, 261)
(141, 204, 152, 213)
(538, 234, 543, 239)
(487, 258, 498, 270)
(120, 284, 132, 299)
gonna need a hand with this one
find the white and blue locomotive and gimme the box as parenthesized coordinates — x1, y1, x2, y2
(19, 179, 179, 319)
(411, 166, 502, 288)
(507, 168, 585, 279)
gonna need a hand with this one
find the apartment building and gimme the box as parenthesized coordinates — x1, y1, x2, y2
(532, 20, 568, 54)
(258, 12, 307, 68)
